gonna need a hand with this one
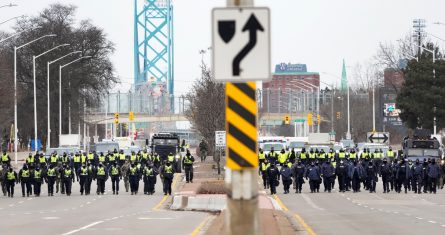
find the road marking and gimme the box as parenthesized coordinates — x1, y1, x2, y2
(301, 194, 324, 211)
(429, 221, 437, 224)
(153, 196, 169, 211)
(86, 202, 91, 204)
(61, 221, 104, 235)
(416, 217, 423, 220)
(273, 195, 317, 235)
(24, 212, 32, 215)
(393, 212, 399, 214)
(138, 217, 174, 220)
(441, 224, 445, 227)
(27, 198, 33, 200)
(9, 204, 14, 207)
(190, 216, 212, 235)
(19, 201, 24, 204)
(42, 217, 60, 220)
(346, 197, 351, 200)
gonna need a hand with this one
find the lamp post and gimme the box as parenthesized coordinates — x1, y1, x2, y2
(0, 15, 25, 26)
(47, 51, 82, 146)
(300, 80, 320, 133)
(59, 56, 92, 139)
(14, 34, 56, 161)
(0, 3, 17, 9)
(33, 42, 68, 150)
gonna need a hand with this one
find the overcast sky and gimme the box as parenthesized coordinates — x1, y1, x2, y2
(1, 0, 445, 94)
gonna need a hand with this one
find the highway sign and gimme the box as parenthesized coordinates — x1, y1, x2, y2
(215, 131, 226, 147)
(226, 82, 258, 170)
(367, 132, 390, 144)
(212, 7, 270, 81)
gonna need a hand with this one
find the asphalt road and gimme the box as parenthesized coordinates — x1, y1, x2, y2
(275, 181, 445, 235)
(0, 175, 208, 235)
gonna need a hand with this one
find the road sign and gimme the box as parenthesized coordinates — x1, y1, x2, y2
(226, 82, 258, 170)
(367, 132, 390, 144)
(212, 7, 270, 81)
(215, 131, 226, 147)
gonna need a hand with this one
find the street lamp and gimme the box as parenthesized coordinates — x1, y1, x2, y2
(0, 26, 40, 44)
(0, 3, 17, 9)
(14, 33, 56, 162)
(33, 42, 68, 150)
(0, 15, 25, 26)
(300, 80, 320, 133)
(59, 56, 92, 139)
(47, 50, 82, 147)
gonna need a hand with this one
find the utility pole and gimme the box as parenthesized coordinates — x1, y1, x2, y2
(225, 1, 258, 235)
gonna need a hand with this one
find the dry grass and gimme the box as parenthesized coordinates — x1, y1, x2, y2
(197, 180, 227, 194)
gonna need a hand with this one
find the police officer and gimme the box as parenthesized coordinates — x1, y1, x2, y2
(280, 162, 292, 194)
(98, 152, 107, 167)
(412, 159, 423, 194)
(121, 160, 131, 192)
(5, 167, 17, 197)
(427, 158, 440, 194)
(161, 161, 174, 195)
(72, 153, 82, 177)
(299, 148, 307, 165)
(130, 151, 138, 163)
(62, 164, 75, 196)
(395, 158, 411, 193)
(349, 160, 365, 193)
(267, 162, 279, 195)
(366, 161, 377, 193)
(293, 159, 305, 193)
(278, 149, 287, 167)
(260, 159, 270, 189)
(336, 160, 348, 193)
(26, 153, 36, 168)
(306, 162, 321, 193)
(49, 151, 59, 168)
(87, 151, 96, 165)
(1, 151, 11, 166)
(33, 166, 43, 196)
(129, 162, 140, 195)
(109, 162, 121, 195)
(118, 150, 126, 166)
(96, 163, 108, 195)
(143, 164, 157, 195)
(79, 164, 89, 195)
(182, 150, 195, 183)
(108, 151, 116, 169)
(380, 158, 392, 193)
(85, 162, 95, 195)
(0, 164, 7, 196)
(322, 159, 335, 193)
(19, 164, 32, 197)
(268, 147, 278, 165)
(46, 165, 56, 196)
(38, 153, 47, 169)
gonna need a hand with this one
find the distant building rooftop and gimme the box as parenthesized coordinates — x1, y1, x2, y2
(273, 63, 319, 76)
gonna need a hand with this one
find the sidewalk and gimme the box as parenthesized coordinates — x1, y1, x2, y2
(172, 160, 299, 234)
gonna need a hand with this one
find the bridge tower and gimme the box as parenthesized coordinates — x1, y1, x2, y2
(134, 0, 174, 106)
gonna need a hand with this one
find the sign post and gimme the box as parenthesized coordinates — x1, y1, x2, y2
(213, 0, 270, 234)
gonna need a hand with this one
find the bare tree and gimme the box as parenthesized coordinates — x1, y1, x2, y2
(185, 63, 225, 155)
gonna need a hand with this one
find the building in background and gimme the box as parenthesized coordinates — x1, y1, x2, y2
(262, 63, 320, 113)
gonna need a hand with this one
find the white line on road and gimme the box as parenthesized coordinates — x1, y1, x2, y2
(19, 201, 24, 204)
(416, 217, 423, 220)
(300, 194, 325, 211)
(43, 217, 60, 220)
(137, 217, 174, 220)
(27, 198, 33, 200)
(61, 221, 104, 235)
(428, 221, 437, 224)
(441, 224, 445, 227)
(9, 204, 14, 207)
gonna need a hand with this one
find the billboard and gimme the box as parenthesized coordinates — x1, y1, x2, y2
(384, 103, 400, 117)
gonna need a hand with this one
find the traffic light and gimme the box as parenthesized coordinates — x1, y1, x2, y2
(307, 113, 313, 126)
(129, 111, 135, 121)
(284, 115, 290, 125)
(114, 113, 119, 124)
(336, 112, 341, 120)
(317, 114, 321, 123)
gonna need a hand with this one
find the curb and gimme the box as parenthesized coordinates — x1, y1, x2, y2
(170, 195, 226, 212)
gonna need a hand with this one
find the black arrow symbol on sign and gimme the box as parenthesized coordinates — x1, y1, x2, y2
(232, 14, 264, 76)
(368, 133, 388, 143)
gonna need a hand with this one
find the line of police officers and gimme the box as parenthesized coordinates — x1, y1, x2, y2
(0, 149, 195, 198)
(258, 147, 445, 195)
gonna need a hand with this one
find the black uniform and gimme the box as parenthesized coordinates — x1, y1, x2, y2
(46, 166, 57, 196)
(79, 165, 89, 195)
(62, 167, 75, 196)
(143, 165, 157, 195)
(32, 168, 43, 196)
(380, 161, 392, 193)
(182, 152, 195, 183)
(95, 165, 108, 195)
(5, 169, 17, 197)
(336, 161, 348, 192)
(280, 164, 292, 194)
(109, 164, 121, 194)
(267, 164, 279, 195)
(293, 162, 305, 193)
(18, 166, 32, 197)
(366, 162, 377, 193)
(162, 163, 174, 195)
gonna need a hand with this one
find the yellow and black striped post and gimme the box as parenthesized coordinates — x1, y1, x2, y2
(226, 82, 258, 170)
(225, 82, 259, 235)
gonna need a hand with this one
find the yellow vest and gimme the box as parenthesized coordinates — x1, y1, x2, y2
(258, 153, 266, 160)
(387, 151, 395, 158)
(339, 152, 346, 158)
(261, 162, 270, 171)
(300, 153, 307, 159)
(7, 171, 15, 180)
